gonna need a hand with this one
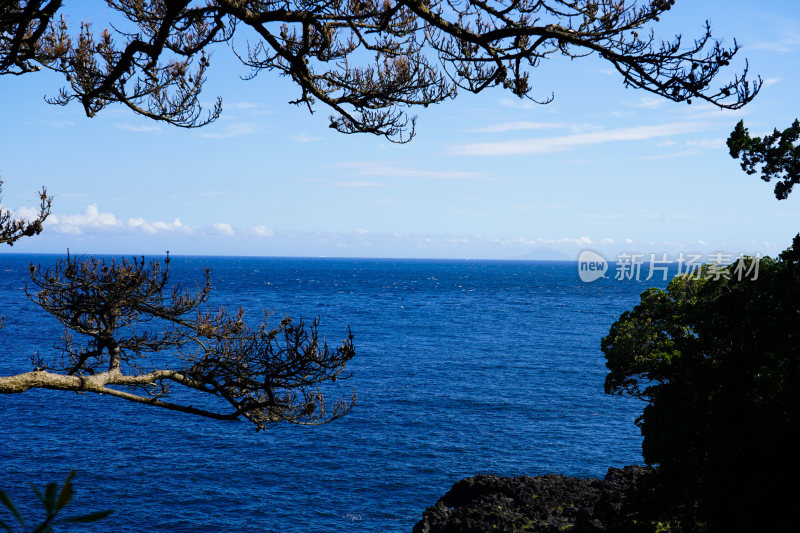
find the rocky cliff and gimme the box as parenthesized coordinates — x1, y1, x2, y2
(413, 465, 658, 533)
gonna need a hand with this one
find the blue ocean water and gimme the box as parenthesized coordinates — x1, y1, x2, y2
(0, 255, 665, 531)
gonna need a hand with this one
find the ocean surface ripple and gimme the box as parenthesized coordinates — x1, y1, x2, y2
(0, 255, 662, 532)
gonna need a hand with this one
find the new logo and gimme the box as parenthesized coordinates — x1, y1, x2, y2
(578, 250, 608, 282)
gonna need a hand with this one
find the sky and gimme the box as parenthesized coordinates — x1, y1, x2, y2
(1, 1, 799, 260)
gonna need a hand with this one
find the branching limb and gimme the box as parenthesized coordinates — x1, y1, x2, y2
(2, 1, 761, 140)
(0, 0, 64, 75)
(5, 254, 356, 430)
(0, 179, 51, 246)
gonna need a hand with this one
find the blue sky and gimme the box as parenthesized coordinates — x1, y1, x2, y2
(1, 1, 799, 259)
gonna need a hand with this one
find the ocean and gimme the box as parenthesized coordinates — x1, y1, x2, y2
(0, 254, 664, 532)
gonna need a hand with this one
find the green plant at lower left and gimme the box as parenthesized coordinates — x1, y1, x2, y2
(0, 471, 112, 532)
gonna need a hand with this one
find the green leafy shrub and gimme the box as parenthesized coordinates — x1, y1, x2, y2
(0, 471, 112, 532)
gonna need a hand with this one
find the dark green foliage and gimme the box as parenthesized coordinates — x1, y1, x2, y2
(0, 471, 113, 532)
(602, 236, 800, 532)
(727, 119, 800, 199)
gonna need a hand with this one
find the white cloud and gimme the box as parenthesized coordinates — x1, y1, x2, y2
(228, 102, 259, 110)
(641, 137, 726, 160)
(451, 121, 712, 156)
(291, 132, 320, 143)
(751, 31, 800, 53)
(225, 103, 275, 117)
(43, 120, 75, 129)
(6, 205, 42, 222)
(334, 161, 491, 180)
(513, 236, 592, 246)
(200, 123, 257, 139)
(498, 98, 541, 110)
(601, 238, 615, 245)
(638, 149, 700, 160)
(127, 217, 190, 234)
(334, 181, 387, 188)
(679, 104, 749, 121)
(467, 121, 571, 133)
(40, 205, 204, 236)
(152, 219, 187, 232)
(686, 138, 726, 150)
(212, 222, 235, 236)
(630, 97, 666, 109)
(49, 204, 122, 235)
(252, 225, 274, 237)
(127, 218, 152, 233)
(117, 123, 162, 133)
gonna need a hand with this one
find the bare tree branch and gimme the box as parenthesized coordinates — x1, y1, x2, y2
(1, 1, 761, 141)
(0, 0, 63, 75)
(0, 178, 51, 246)
(1, 254, 356, 430)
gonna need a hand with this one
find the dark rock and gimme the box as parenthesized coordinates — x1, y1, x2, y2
(413, 465, 656, 533)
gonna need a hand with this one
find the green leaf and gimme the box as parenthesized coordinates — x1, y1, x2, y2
(32, 522, 53, 533)
(0, 490, 25, 527)
(29, 483, 45, 506)
(43, 482, 57, 514)
(65, 509, 113, 523)
(55, 472, 75, 512)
